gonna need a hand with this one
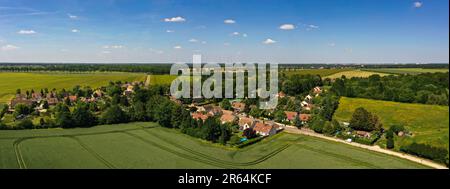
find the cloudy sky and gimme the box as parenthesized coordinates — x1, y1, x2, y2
(0, 0, 448, 63)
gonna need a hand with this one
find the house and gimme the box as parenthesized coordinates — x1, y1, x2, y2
(298, 114, 311, 123)
(222, 110, 234, 115)
(305, 95, 313, 101)
(284, 111, 298, 122)
(232, 102, 246, 113)
(301, 101, 312, 111)
(220, 113, 237, 124)
(191, 112, 210, 121)
(9, 98, 33, 109)
(264, 120, 284, 131)
(355, 131, 371, 138)
(67, 95, 78, 102)
(31, 93, 43, 101)
(276, 91, 286, 98)
(46, 98, 59, 106)
(93, 90, 103, 98)
(204, 105, 222, 116)
(313, 86, 322, 96)
(238, 117, 255, 130)
(253, 122, 276, 136)
(15, 94, 27, 100)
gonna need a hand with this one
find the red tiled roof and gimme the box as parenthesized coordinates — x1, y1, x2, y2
(253, 122, 273, 134)
(284, 111, 298, 121)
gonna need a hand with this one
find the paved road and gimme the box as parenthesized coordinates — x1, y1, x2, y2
(283, 126, 448, 169)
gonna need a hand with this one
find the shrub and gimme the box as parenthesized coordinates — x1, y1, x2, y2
(16, 119, 34, 129)
(390, 124, 405, 135)
(400, 143, 449, 166)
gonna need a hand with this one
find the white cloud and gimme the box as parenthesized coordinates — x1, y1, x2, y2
(201, 41, 207, 44)
(103, 45, 124, 49)
(1, 44, 19, 51)
(262, 38, 276, 44)
(242, 33, 248, 37)
(68, 13, 78, 19)
(173, 45, 182, 49)
(279, 24, 295, 30)
(164, 16, 186, 22)
(224, 19, 236, 24)
(71, 29, 79, 33)
(189, 38, 198, 43)
(414, 2, 423, 8)
(17, 30, 36, 34)
(166, 30, 175, 33)
(232, 32, 240, 36)
(308, 25, 319, 29)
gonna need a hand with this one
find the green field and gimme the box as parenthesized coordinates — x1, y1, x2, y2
(0, 122, 429, 169)
(324, 70, 389, 79)
(282, 69, 352, 77)
(363, 68, 449, 75)
(0, 72, 146, 104)
(333, 97, 449, 150)
(149, 74, 177, 85)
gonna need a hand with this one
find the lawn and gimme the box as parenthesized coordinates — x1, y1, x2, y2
(0, 72, 146, 104)
(324, 70, 389, 79)
(0, 122, 429, 169)
(282, 69, 353, 77)
(333, 97, 449, 150)
(363, 68, 449, 75)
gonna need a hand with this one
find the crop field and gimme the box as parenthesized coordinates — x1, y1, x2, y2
(0, 122, 428, 169)
(324, 70, 389, 79)
(333, 97, 449, 150)
(282, 69, 353, 77)
(363, 68, 449, 75)
(0, 72, 146, 104)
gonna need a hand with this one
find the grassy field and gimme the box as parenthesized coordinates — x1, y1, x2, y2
(0, 122, 429, 169)
(363, 68, 449, 75)
(324, 70, 390, 79)
(149, 74, 177, 85)
(333, 97, 449, 150)
(282, 69, 353, 77)
(0, 72, 146, 104)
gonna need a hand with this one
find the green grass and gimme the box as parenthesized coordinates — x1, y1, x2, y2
(333, 97, 449, 151)
(0, 72, 146, 104)
(0, 122, 429, 168)
(363, 68, 449, 75)
(324, 70, 390, 79)
(282, 69, 353, 77)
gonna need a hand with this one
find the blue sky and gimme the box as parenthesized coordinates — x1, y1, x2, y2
(0, 0, 448, 63)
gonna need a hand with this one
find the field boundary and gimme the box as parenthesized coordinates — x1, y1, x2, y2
(283, 126, 448, 169)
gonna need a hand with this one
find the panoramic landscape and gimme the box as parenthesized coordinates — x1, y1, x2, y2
(0, 0, 449, 171)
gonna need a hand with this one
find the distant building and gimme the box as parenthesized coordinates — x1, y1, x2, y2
(220, 113, 237, 124)
(253, 122, 276, 136)
(238, 117, 255, 130)
(232, 102, 246, 113)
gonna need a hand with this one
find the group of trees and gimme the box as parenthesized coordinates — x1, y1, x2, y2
(281, 74, 323, 96)
(0, 63, 172, 74)
(331, 73, 449, 105)
(349, 107, 383, 131)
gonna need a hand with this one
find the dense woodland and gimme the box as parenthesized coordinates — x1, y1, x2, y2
(330, 72, 449, 105)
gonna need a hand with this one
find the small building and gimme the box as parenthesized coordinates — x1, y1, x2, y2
(204, 105, 222, 116)
(355, 131, 371, 138)
(46, 98, 59, 106)
(9, 98, 33, 109)
(232, 102, 246, 113)
(276, 91, 286, 98)
(253, 122, 276, 136)
(191, 112, 210, 122)
(220, 113, 237, 124)
(284, 111, 298, 122)
(298, 114, 311, 124)
(305, 95, 313, 101)
(238, 117, 255, 130)
(313, 86, 322, 94)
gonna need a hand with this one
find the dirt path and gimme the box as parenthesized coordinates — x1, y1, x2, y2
(144, 75, 151, 87)
(283, 126, 448, 169)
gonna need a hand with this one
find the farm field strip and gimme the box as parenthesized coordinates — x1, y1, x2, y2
(0, 122, 429, 169)
(363, 68, 449, 75)
(324, 70, 390, 79)
(0, 72, 146, 104)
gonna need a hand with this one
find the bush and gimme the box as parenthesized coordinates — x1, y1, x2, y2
(229, 135, 241, 145)
(16, 119, 34, 129)
(390, 124, 405, 135)
(235, 137, 264, 148)
(400, 143, 449, 166)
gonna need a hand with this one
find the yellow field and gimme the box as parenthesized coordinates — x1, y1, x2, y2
(324, 70, 389, 79)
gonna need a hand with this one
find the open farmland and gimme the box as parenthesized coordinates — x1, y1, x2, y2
(363, 68, 449, 75)
(324, 70, 389, 79)
(0, 122, 428, 169)
(282, 69, 352, 77)
(333, 97, 449, 150)
(0, 72, 146, 104)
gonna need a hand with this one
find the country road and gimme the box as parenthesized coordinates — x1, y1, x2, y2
(283, 126, 448, 169)
(145, 75, 151, 87)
